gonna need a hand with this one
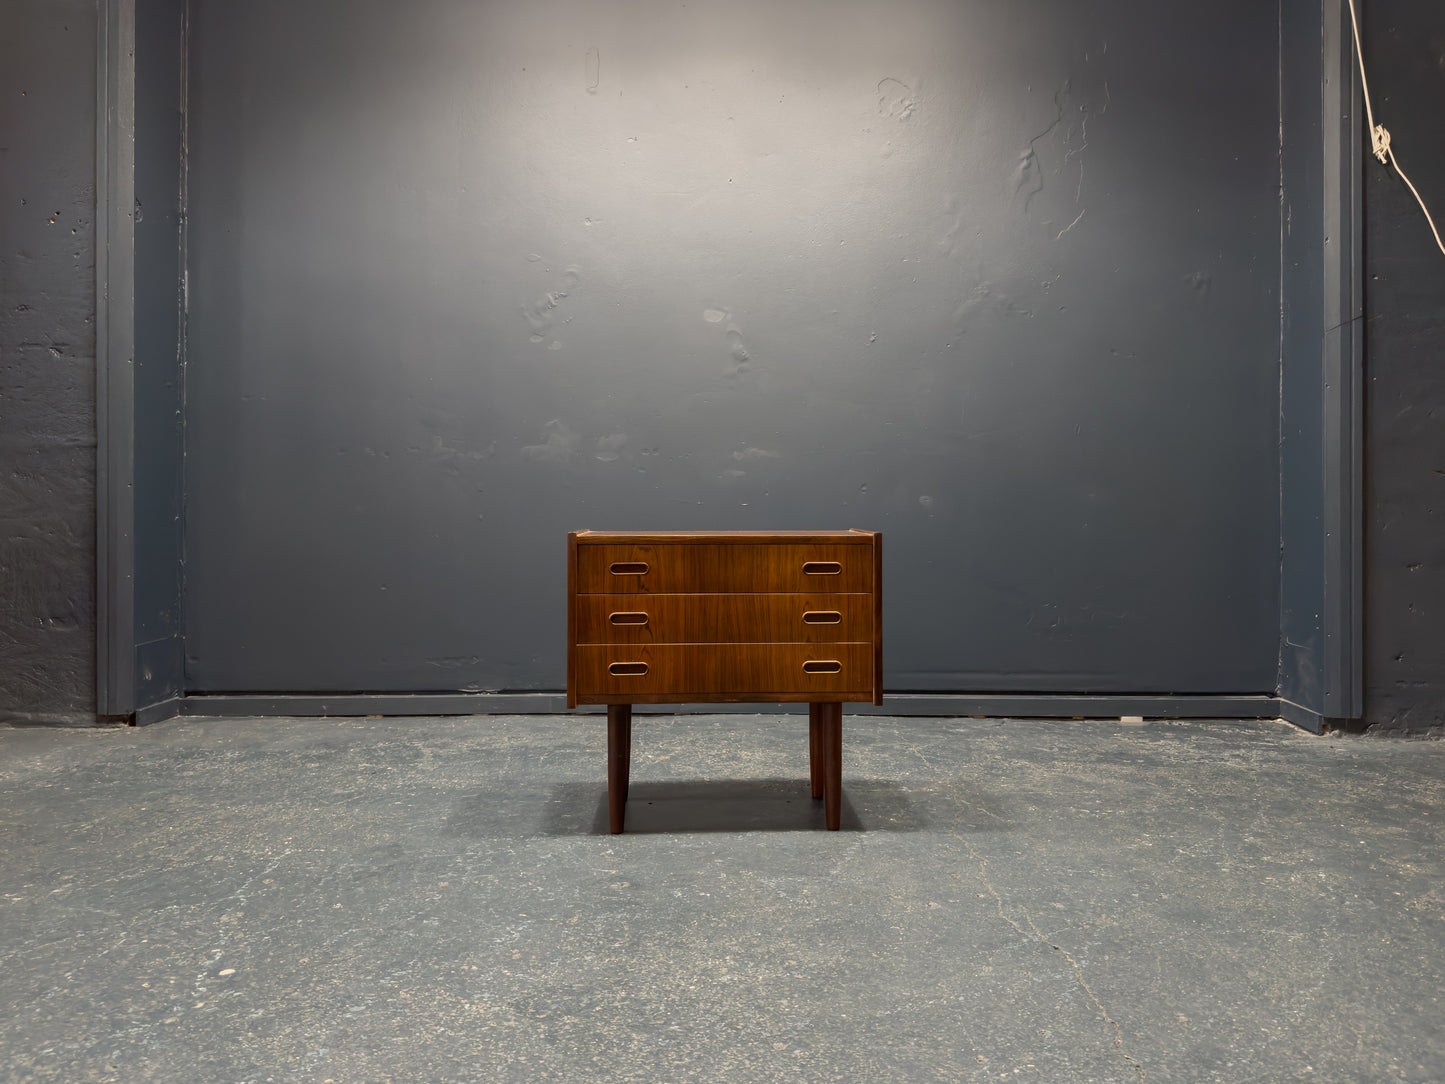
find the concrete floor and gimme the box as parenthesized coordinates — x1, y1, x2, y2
(1, 714, 1442, 1084)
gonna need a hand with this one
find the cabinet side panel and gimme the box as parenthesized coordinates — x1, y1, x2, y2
(567, 532, 578, 708)
(874, 533, 884, 705)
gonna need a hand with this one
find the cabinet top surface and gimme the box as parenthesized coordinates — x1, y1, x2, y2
(572, 530, 878, 544)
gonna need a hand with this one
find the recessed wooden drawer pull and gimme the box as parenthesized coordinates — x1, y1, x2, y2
(803, 561, 842, 575)
(609, 661, 649, 676)
(802, 660, 842, 674)
(609, 611, 649, 626)
(802, 610, 842, 624)
(610, 562, 648, 575)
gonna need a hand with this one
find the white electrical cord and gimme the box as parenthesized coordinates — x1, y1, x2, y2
(1346, 0, 1445, 256)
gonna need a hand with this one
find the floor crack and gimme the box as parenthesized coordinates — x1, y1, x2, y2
(964, 839, 1146, 1082)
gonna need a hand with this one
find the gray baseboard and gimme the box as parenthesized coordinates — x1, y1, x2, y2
(133, 692, 1287, 725)
(134, 697, 183, 726)
(141, 693, 570, 722)
(852, 694, 1281, 719)
(1276, 698, 1326, 734)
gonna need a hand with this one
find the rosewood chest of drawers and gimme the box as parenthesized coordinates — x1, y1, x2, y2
(566, 530, 883, 832)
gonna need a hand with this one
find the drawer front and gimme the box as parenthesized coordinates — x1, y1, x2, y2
(576, 543, 872, 594)
(574, 642, 875, 700)
(575, 593, 873, 645)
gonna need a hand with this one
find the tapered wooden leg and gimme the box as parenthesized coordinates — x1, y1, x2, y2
(821, 702, 842, 830)
(808, 703, 824, 798)
(607, 704, 632, 834)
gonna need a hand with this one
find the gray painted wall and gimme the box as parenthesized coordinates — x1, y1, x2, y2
(184, 0, 1283, 696)
(1362, 1, 1445, 735)
(0, 0, 98, 724)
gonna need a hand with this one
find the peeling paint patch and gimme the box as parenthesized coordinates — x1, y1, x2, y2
(1017, 71, 1100, 234)
(1055, 210, 1085, 241)
(702, 309, 754, 376)
(953, 282, 1033, 323)
(593, 433, 627, 462)
(521, 420, 581, 464)
(584, 47, 600, 94)
(937, 195, 965, 256)
(731, 447, 779, 463)
(726, 329, 750, 364)
(521, 266, 581, 344)
(877, 77, 918, 121)
(430, 436, 495, 464)
(426, 656, 481, 671)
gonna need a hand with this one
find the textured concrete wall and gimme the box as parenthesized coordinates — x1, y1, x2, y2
(0, 1, 98, 723)
(1362, 2, 1445, 735)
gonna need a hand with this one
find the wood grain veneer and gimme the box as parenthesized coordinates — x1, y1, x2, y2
(574, 593, 874, 646)
(567, 530, 882, 831)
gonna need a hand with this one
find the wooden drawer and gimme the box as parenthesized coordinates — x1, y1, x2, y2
(574, 642, 875, 702)
(575, 593, 873, 645)
(575, 542, 872, 595)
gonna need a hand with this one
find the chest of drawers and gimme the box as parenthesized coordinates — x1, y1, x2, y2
(567, 530, 882, 831)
